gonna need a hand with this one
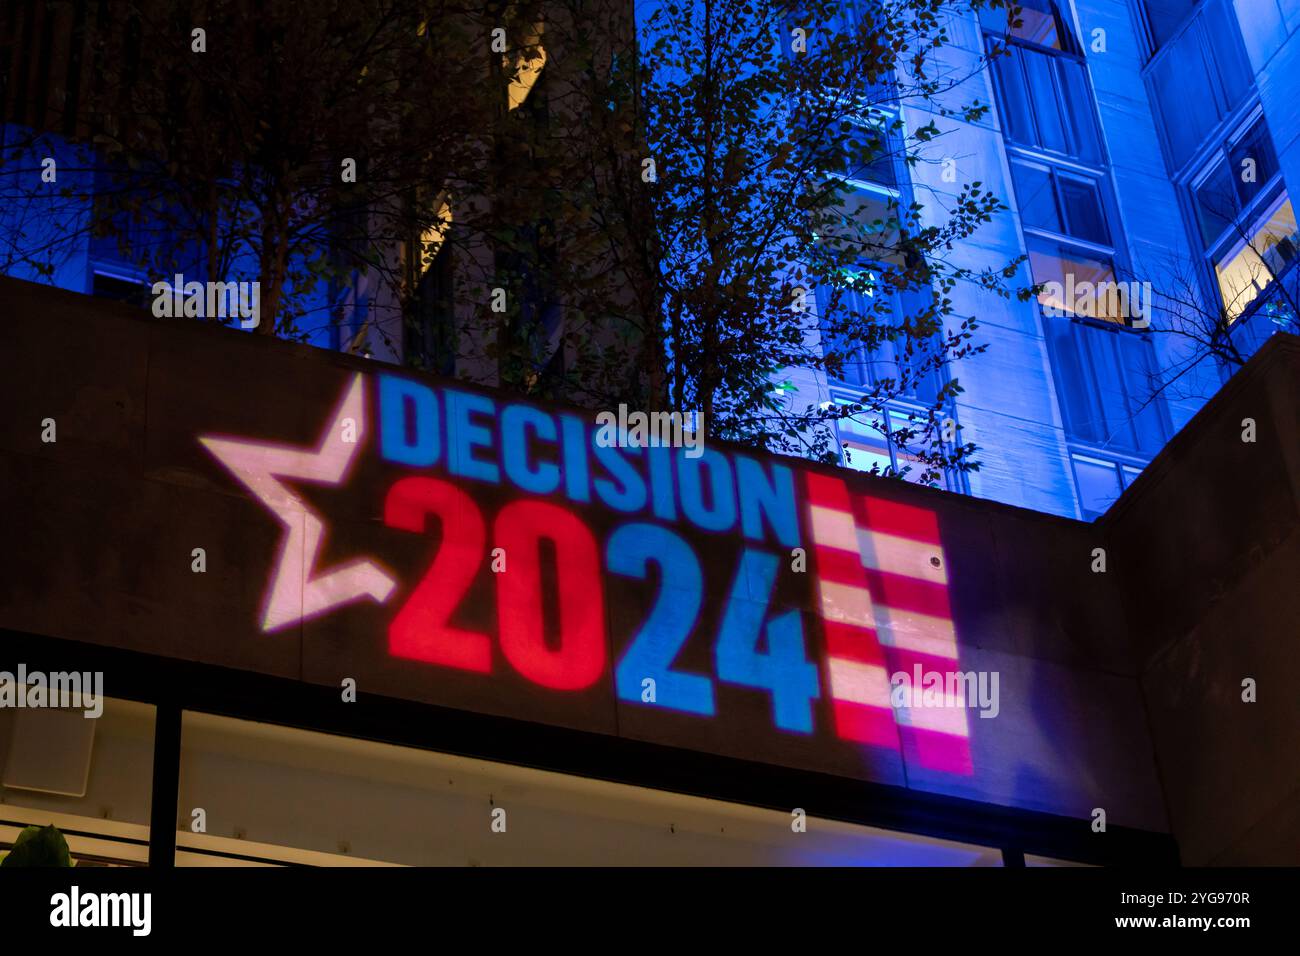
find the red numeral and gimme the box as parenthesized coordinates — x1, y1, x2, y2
(494, 500, 606, 690)
(384, 477, 492, 672)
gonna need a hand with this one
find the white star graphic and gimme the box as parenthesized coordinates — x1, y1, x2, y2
(200, 373, 396, 632)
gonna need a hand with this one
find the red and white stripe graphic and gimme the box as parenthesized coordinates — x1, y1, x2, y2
(806, 472, 973, 774)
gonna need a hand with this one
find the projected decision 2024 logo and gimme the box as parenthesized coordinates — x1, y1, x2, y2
(199, 372, 972, 777)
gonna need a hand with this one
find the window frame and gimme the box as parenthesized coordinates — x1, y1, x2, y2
(828, 389, 968, 494)
(1069, 449, 1147, 520)
(836, 104, 904, 198)
(1140, 0, 1254, 178)
(1185, 109, 1298, 324)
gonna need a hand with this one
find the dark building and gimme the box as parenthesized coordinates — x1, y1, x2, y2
(0, 0, 645, 408)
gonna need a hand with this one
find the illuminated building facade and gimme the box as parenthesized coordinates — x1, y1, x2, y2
(793, 0, 1300, 518)
(2, 1, 1296, 517)
(1, 2, 1298, 868)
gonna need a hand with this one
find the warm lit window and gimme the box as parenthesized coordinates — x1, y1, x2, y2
(1012, 159, 1130, 325)
(173, 711, 1003, 866)
(1214, 196, 1299, 321)
(1193, 118, 1299, 321)
(1, 696, 156, 866)
(504, 23, 546, 112)
(1026, 237, 1127, 323)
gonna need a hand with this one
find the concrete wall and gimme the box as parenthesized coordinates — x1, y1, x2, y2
(3, 279, 1297, 861)
(0, 275, 1172, 838)
(1104, 331, 1300, 864)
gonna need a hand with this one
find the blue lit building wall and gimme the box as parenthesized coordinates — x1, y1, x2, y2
(4, 1, 1296, 520)
(797, 0, 1299, 519)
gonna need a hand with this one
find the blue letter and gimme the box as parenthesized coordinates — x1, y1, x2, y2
(559, 414, 591, 503)
(501, 404, 560, 495)
(608, 523, 714, 716)
(446, 390, 499, 484)
(593, 443, 647, 512)
(678, 449, 736, 532)
(645, 445, 677, 522)
(736, 456, 800, 547)
(379, 375, 439, 467)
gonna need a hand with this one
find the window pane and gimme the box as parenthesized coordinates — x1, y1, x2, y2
(1116, 332, 1167, 450)
(1215, 197, 1300, 320)
(1048, 312, 1164, 453)
(842, 440, 894, 475)
(174, 712, 1001, 865)
(842, 117, 897, 188)
(0, 696, 155, 866)
(982, 0, 1066, 50)
(1011, 0, 1064, 50)
(1045, 317, 1103, 442)
(1056, 58, 1102, 162)
(1027, 236, 1123, 323)
(1011, 161, 1062, 233)
(1022, 50, 1069, 153)
(1202, 0, 1253, 115)
(1151, 0, 1253, 170)
(1084, 327, 1140, 449)
(992, 46, 1036, 145)
(1151, 34, 1219, 169)
(1142, 0, 1197, 50)
(1058, 176, 1109, 245)
(1229, 121, 1280, 210)
(1072, 456, 1123, 517)
(1195, 161, 1238, 246)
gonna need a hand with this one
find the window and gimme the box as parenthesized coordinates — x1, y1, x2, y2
(1045, 317, 1168, 454)
(815, 268, 941, 404)
(984, 0, 1102, 163)
(1026, 237, 1129, 323)
(1012, 161, 1110, 245)
(406, 243, 456, 375)
(1147, 0, 1252, 171)
(1193, 118, 1299, 321)
(1071, 454, 1144, 520)
(1214, 196, 1299, 321)
(981, 0, 1076, 53)
(834, 400, 953, 487)
(92, 270, 151, 309)
(990, 44, 1101, 162)
(1140, 0, 1198, 51)
(174, 711, 1002, 866)
(839, 110, 900, 191)
(1011, 159, 1132, 325)
(1194, 119, 1280, 245)
(1, 696, 156, 867)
